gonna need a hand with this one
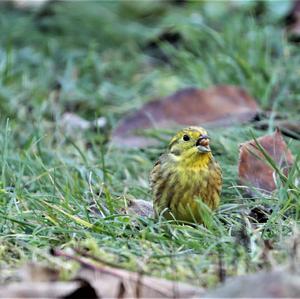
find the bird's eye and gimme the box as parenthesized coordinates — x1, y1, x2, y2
(183, 135, 190, 141)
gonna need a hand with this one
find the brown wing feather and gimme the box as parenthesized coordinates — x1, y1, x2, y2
(150, 159, 162, 190)
(150, 154, 173, 216)
(206, 160, 222, 209)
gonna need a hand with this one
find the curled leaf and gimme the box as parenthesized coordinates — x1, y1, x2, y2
(53, 249, 205, 298)
(238, 130, 294, 195)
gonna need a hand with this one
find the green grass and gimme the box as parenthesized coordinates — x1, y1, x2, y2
(0, 0, 300, 288)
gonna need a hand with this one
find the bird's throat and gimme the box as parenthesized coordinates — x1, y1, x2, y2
(179, 151, 212, 170)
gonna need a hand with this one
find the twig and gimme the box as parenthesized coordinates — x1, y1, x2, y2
(51, 248, 124, 280)
(73, 247, 122, 269)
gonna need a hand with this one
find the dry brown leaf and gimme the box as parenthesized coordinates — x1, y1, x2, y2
(17, 262, 59, 282)
(112, 85, 260, 147)
(0, 281, 82, 298)
(53, 249, 205, 299)
(238, 130, 294, 195)
(204, 269, 300, 298)
(0, 263, 98, 299)
(76, 267, 204, 298)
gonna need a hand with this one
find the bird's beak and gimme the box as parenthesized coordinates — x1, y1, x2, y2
(196, 135, 211, 153)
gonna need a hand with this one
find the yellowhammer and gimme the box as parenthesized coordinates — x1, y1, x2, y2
(150, 126, 222, 223)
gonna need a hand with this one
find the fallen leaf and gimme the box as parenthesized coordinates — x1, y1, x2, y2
(112, 85, 260, 147)
(0, 262, 98, 298)
(204, 269, 300, 298)
(17, 262, 59, 282)
(0, 263, 88, 299)
(76, 267, 204, 298)
(0, 282, 82, 298)
(53, 249, 205, 298)
(238, 130, 294, 195)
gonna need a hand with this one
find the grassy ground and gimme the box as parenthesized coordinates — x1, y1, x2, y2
(0, 0, 300, 287)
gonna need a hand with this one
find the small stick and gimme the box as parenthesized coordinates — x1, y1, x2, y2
(51, 248, 124, 279)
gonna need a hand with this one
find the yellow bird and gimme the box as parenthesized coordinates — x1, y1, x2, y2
(150, 127, 222, 223)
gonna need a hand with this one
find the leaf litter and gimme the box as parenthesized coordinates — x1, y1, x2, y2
(112, 85, 260, 148)
(0, 249, 205, 298)
(238, 129, 294, 196)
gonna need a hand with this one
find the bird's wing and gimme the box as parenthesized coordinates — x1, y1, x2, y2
(207, 160, 222, 209)
(149, 158, 162, 190)
(214, 161, 222, 194)
(150, 155, 172, 217)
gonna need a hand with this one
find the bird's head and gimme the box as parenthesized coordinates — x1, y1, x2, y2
(168, 127, 211, 158)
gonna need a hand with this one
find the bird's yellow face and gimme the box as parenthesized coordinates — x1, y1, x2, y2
(168, 126, 211, 157)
